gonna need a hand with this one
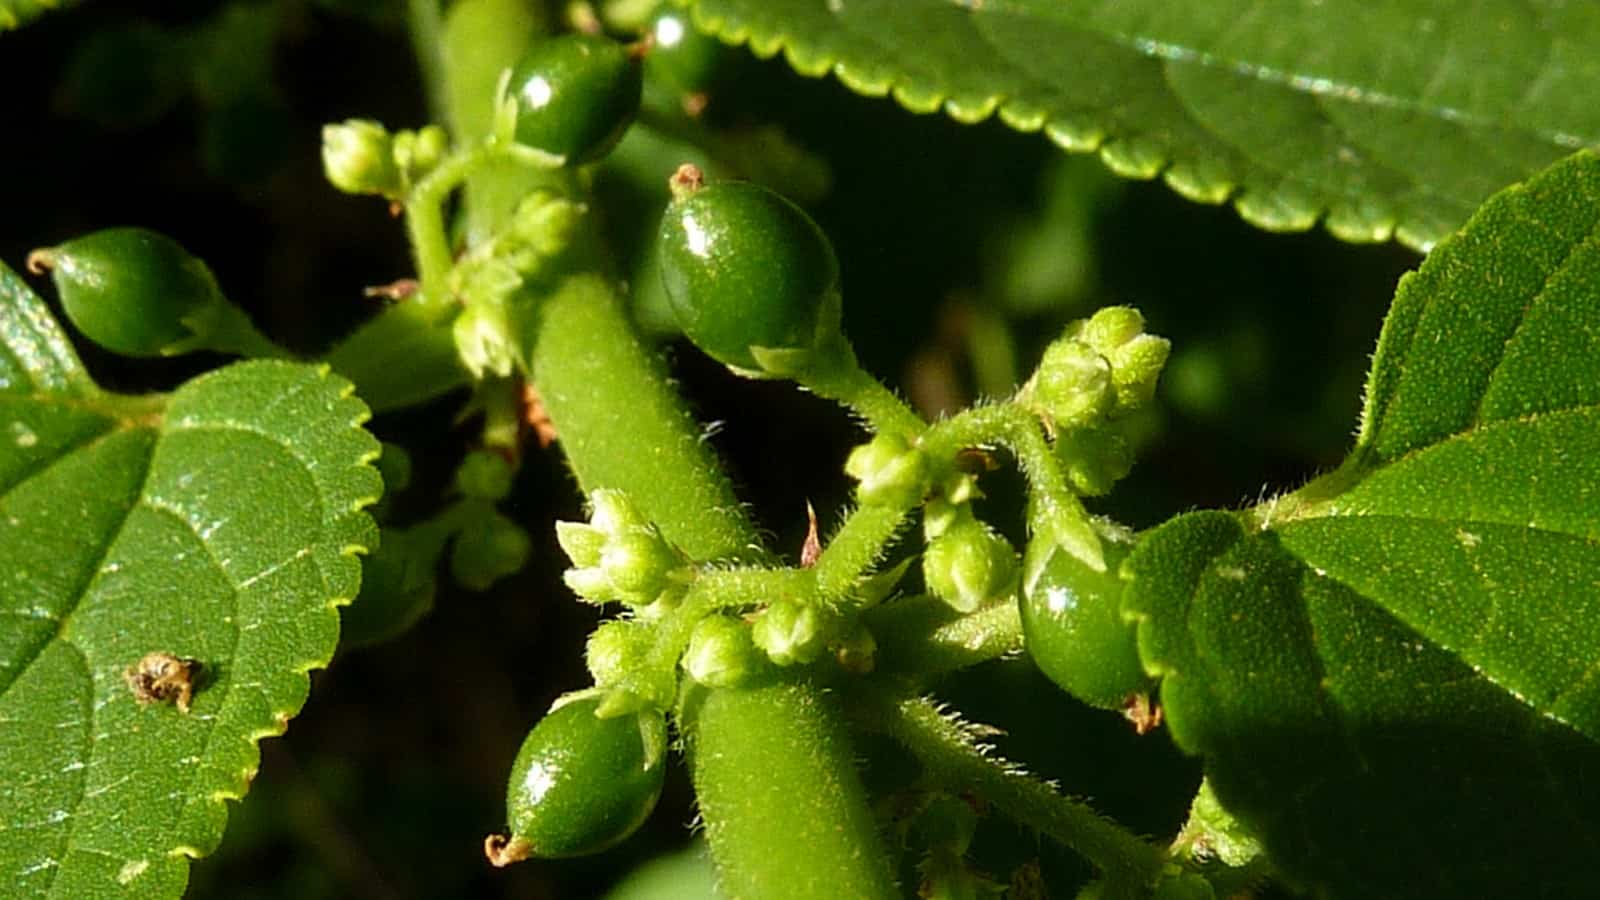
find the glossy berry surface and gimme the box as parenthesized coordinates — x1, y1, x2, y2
(504, 697, 666, 858)
(509, 34, 642, 164)
(657, 174, 840, 373)
(31, 227, 218, 357)
(1021, 534, 1152, 710)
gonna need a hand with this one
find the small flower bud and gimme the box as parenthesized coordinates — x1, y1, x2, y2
(456, 450, 515, 501)
(751, 600, 825, 666)
(1078, 306, 1146, 354)
(452, 299, 520, 379)
(682, 615, 766, 687)
(392, 124, 448, 185)
(923, 515, 1018, 613)
(555, 521, 606, 568)
(589, 489, 649, 537)
(832, 625, 877, 674)
(450, 511, 532, 591)
(1106, 333, 1171, 412)
(586, 620, 654, 688)
(1054, 427, 1134, 497)
(1029, 338, 1114, 429)
(845, 432, 931, 508)
(322, 119, 400, 197)
(601, 530, 683, 597)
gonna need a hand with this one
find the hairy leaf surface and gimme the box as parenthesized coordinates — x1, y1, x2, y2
(0, 262, 380, 897)
(1125, 151, 1600, 896)
(678, 0, 1600, 249)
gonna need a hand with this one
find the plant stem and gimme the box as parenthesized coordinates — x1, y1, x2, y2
(811, 501, 914, 600)
(405, 0, 446, 123)
(679, 677, 900, 900)
(863, 690, 1166, 895)
(868, 595, 1024, 677)
(530, 273, 757, 561)
(802, 341, 926, 439)
(926, 402, 1104, 572)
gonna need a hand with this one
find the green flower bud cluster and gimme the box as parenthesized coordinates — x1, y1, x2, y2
(1021, 306, 1170, 496)
(557, 489, 688, 611)
(321, 119, 448, 200)
(450, 190, 588, 380)
(845, 431, 931, 507)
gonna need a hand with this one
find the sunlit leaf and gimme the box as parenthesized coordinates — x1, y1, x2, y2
(0, 262, 380, 897)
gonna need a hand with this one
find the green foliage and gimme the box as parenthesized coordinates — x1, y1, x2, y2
(0, 263, 379, 895)
(1124, 151, 1600, 897)
(676, 0, 1599, 249)
(6, 3, 1599, 898)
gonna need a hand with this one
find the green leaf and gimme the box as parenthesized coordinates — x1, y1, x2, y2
(678, 0, 1599, 249)
(0, 261, 380, 896)
(1124, 151, 1600, 895)
(0, 0, 76, 30)
(1127, 513, 1600, 898)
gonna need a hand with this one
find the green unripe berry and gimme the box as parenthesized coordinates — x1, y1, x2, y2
(1019, 526, 1151, 710)
(645, 8, 723, 96)
(489, 697, 667, 864)
(508, 33, 642, 165)
(28, 227, 223, 357)
(657, 167, 844, 377)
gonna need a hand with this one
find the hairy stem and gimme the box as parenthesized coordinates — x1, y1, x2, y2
(868, 595, 1024, 677)
(679, 677, 900, 900)
(865, 690, 1166, 896)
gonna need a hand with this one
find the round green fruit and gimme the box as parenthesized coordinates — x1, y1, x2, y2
(508, 33, 642, 164)
(656, 167, 842, 375)
(1020, 529, 1152, 710)
(29, 227, 220, 357)
(491, 697, 667, 863)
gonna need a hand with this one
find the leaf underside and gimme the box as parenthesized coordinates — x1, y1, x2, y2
(0, 262, 380, 898)
(679, 0, 1600, 251)
(1126, 151, 1600, 897)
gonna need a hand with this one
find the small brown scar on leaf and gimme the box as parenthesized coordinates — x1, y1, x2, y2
(363, 279, 419, 302)
(484, 833, 531, 868)
(1122, 693, 1162, 735)
(521, 382, 559, 449)
(800, 501, 822, 567)
(681, 92, 709, 118)
(124, 652, 199, 714)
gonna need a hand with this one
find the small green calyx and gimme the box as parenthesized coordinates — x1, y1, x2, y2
(751, 600, 828, 666)
(452, 296, 521, 379)
(845, 432, 931, 507)
(322, 119, 400, 197)
(28, 227, 231, 358)
(682, 614, 768, 687)
(558, 489, 687, 609)
(508, 33, 643, 165)
(923, 511, 1019, 614)
(657, 167, 845, 377)
(1025, 339, 1114, 429)
(489, 696, 667, 865)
